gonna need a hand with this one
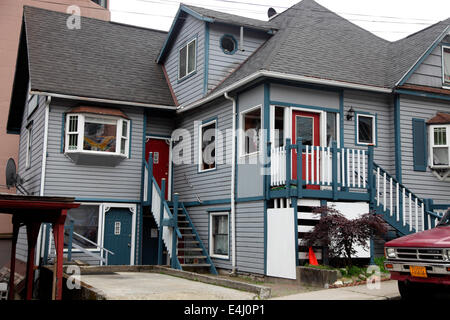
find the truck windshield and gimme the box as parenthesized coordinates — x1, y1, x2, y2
(437, 210, 450, 226)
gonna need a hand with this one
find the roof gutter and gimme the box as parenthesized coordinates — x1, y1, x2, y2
(177, 70, 393, 113)
(30, 91, 177, 110)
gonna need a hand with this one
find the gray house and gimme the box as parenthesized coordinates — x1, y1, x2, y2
(7, 0, 450, 279)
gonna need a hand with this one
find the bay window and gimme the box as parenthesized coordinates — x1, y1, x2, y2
(65, 112, 130, 158)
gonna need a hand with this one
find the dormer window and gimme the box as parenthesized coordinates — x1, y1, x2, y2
(178, 38, 197, 80)
(443, 46, 450, 87)
(64, 106, 130, 165)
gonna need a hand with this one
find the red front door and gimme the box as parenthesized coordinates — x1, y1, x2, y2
(145, 138, 170, 199)
(292, 110, 321, 190)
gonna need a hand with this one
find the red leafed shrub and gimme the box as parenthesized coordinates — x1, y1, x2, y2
(304, 206, 387, 266)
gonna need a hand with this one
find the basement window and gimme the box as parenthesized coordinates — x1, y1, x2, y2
(64, 107, 130, 165)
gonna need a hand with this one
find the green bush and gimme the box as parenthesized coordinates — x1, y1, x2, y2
(374, 256, 389, 273)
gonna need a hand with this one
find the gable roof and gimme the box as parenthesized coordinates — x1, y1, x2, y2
(208, 0, 449, 99)
(157, 3, 277, 63)
(22, 6, 175, 107)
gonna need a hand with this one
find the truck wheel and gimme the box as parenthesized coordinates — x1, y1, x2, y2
(397, 281, 422, 300)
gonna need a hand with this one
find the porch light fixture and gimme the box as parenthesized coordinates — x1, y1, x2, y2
(346, 107, 355, 121)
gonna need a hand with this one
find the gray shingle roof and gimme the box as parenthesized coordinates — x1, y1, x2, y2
(24, 6, 175, 107)
(181, 4, 277, 31)
(211, 0, 449, 94)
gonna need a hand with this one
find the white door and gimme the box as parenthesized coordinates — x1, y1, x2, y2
(267, 208, 296, 279)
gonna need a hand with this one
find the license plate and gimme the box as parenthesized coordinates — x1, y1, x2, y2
(410, 266, 427, 278)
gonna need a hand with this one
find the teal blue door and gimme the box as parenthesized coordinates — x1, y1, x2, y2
(104, 208, 133, 265)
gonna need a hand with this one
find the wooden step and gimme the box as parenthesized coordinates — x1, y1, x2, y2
(180, 234, 196, 237)
(177, 248, 203, 251)
(178, 255, 207, 259)
(178, 241, 199, 244)
(181, 264, 211, 268)
(178, 227, 193, 230)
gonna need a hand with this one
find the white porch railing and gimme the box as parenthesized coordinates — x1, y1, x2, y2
(270, 143, 369, 190)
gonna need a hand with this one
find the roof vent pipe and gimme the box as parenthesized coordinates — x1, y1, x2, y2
(239, 26, 245, 52)
(268, 7, 277, 19)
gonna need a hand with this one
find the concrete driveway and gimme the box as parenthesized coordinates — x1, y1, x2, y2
(80, 272, 258, 300)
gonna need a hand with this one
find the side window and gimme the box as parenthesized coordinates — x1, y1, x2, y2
(209, 212, 229, 258)
(241, 106, 261, 156)
(178, 38, 196, 80)
(443, 46, 450, 87)
(199, 119, 217, 172)
(356, 113, 376, 146)
(327, 112, 338, 147)
(430, 125, 449, 167)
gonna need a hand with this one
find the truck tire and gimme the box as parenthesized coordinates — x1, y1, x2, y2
(397, 281, 423, 300)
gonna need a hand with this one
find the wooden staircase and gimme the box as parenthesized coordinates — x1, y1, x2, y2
(171, 204, 218, 274)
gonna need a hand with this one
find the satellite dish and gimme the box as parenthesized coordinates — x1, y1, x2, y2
(5, 158, 29, 195)
(268, 7, 277, 19)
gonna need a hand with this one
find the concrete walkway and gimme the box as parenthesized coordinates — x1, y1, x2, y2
(80, 272, 258, 300)
(272, 280, 400, 300)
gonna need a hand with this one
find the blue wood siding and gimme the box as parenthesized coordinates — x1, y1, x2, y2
(399, 95, 450, 204)
(207, 23, 269, 93)
(164, 15, 205, 107)
(172, 98, 232, 203)
(43, 99, 144, 201)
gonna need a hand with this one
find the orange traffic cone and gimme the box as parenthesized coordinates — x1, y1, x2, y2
(308, 247, 319, 266)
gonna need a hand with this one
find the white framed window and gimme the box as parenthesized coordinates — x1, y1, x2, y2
(209, 212, 229, 259)
(64, 204, 101, 250)
(25, 123, 32, 169)
(443, 46, 450, 87)
(240, 105, 262, 156)
(178, 38, 197, 80)
(429, 125, 450, 168)
(65, 113, 130, 157)
(198, 119, 217, 172)
(356, 113, 376, 145)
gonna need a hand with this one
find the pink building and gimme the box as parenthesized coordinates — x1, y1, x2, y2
(0, 0, 110, 236)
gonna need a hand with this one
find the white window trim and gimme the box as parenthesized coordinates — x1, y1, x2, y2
(198, 119, 217, 173)
(356, 113, 376, 146)
(64, 113, 130, 158)
(442, 45, 450, 89)
(25, 124, 32, 169)
(178, 38, 197, 80)
(209, 211, 230, 260)
(429, 124, 450, 168)
(239, 104, 262, 158)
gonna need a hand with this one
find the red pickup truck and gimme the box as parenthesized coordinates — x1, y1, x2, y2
(384, 210, 450, 299)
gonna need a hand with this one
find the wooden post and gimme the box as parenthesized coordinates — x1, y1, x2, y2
(25, 222, 41, 300)
(8, 220, 20, 300)
(286, 139, 291, 199)
(292, 197, 299, 266)
(332, 141, 338, 200)
(157, 178, 166, 265)
(296, 139, 303, 199)
(52, 211, 66, 300)
(171, 193, 179, 269)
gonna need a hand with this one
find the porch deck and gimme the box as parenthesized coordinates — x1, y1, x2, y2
(268, 140, 372, 202)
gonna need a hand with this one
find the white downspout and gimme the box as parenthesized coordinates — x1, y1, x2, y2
(36, 96, 51, 266)
(40, 96, 51, 196)
(224, 92, 237, 274)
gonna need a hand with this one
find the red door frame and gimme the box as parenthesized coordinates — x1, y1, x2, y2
(145, 137, 171, 199)
(291, 110, 321, 190)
